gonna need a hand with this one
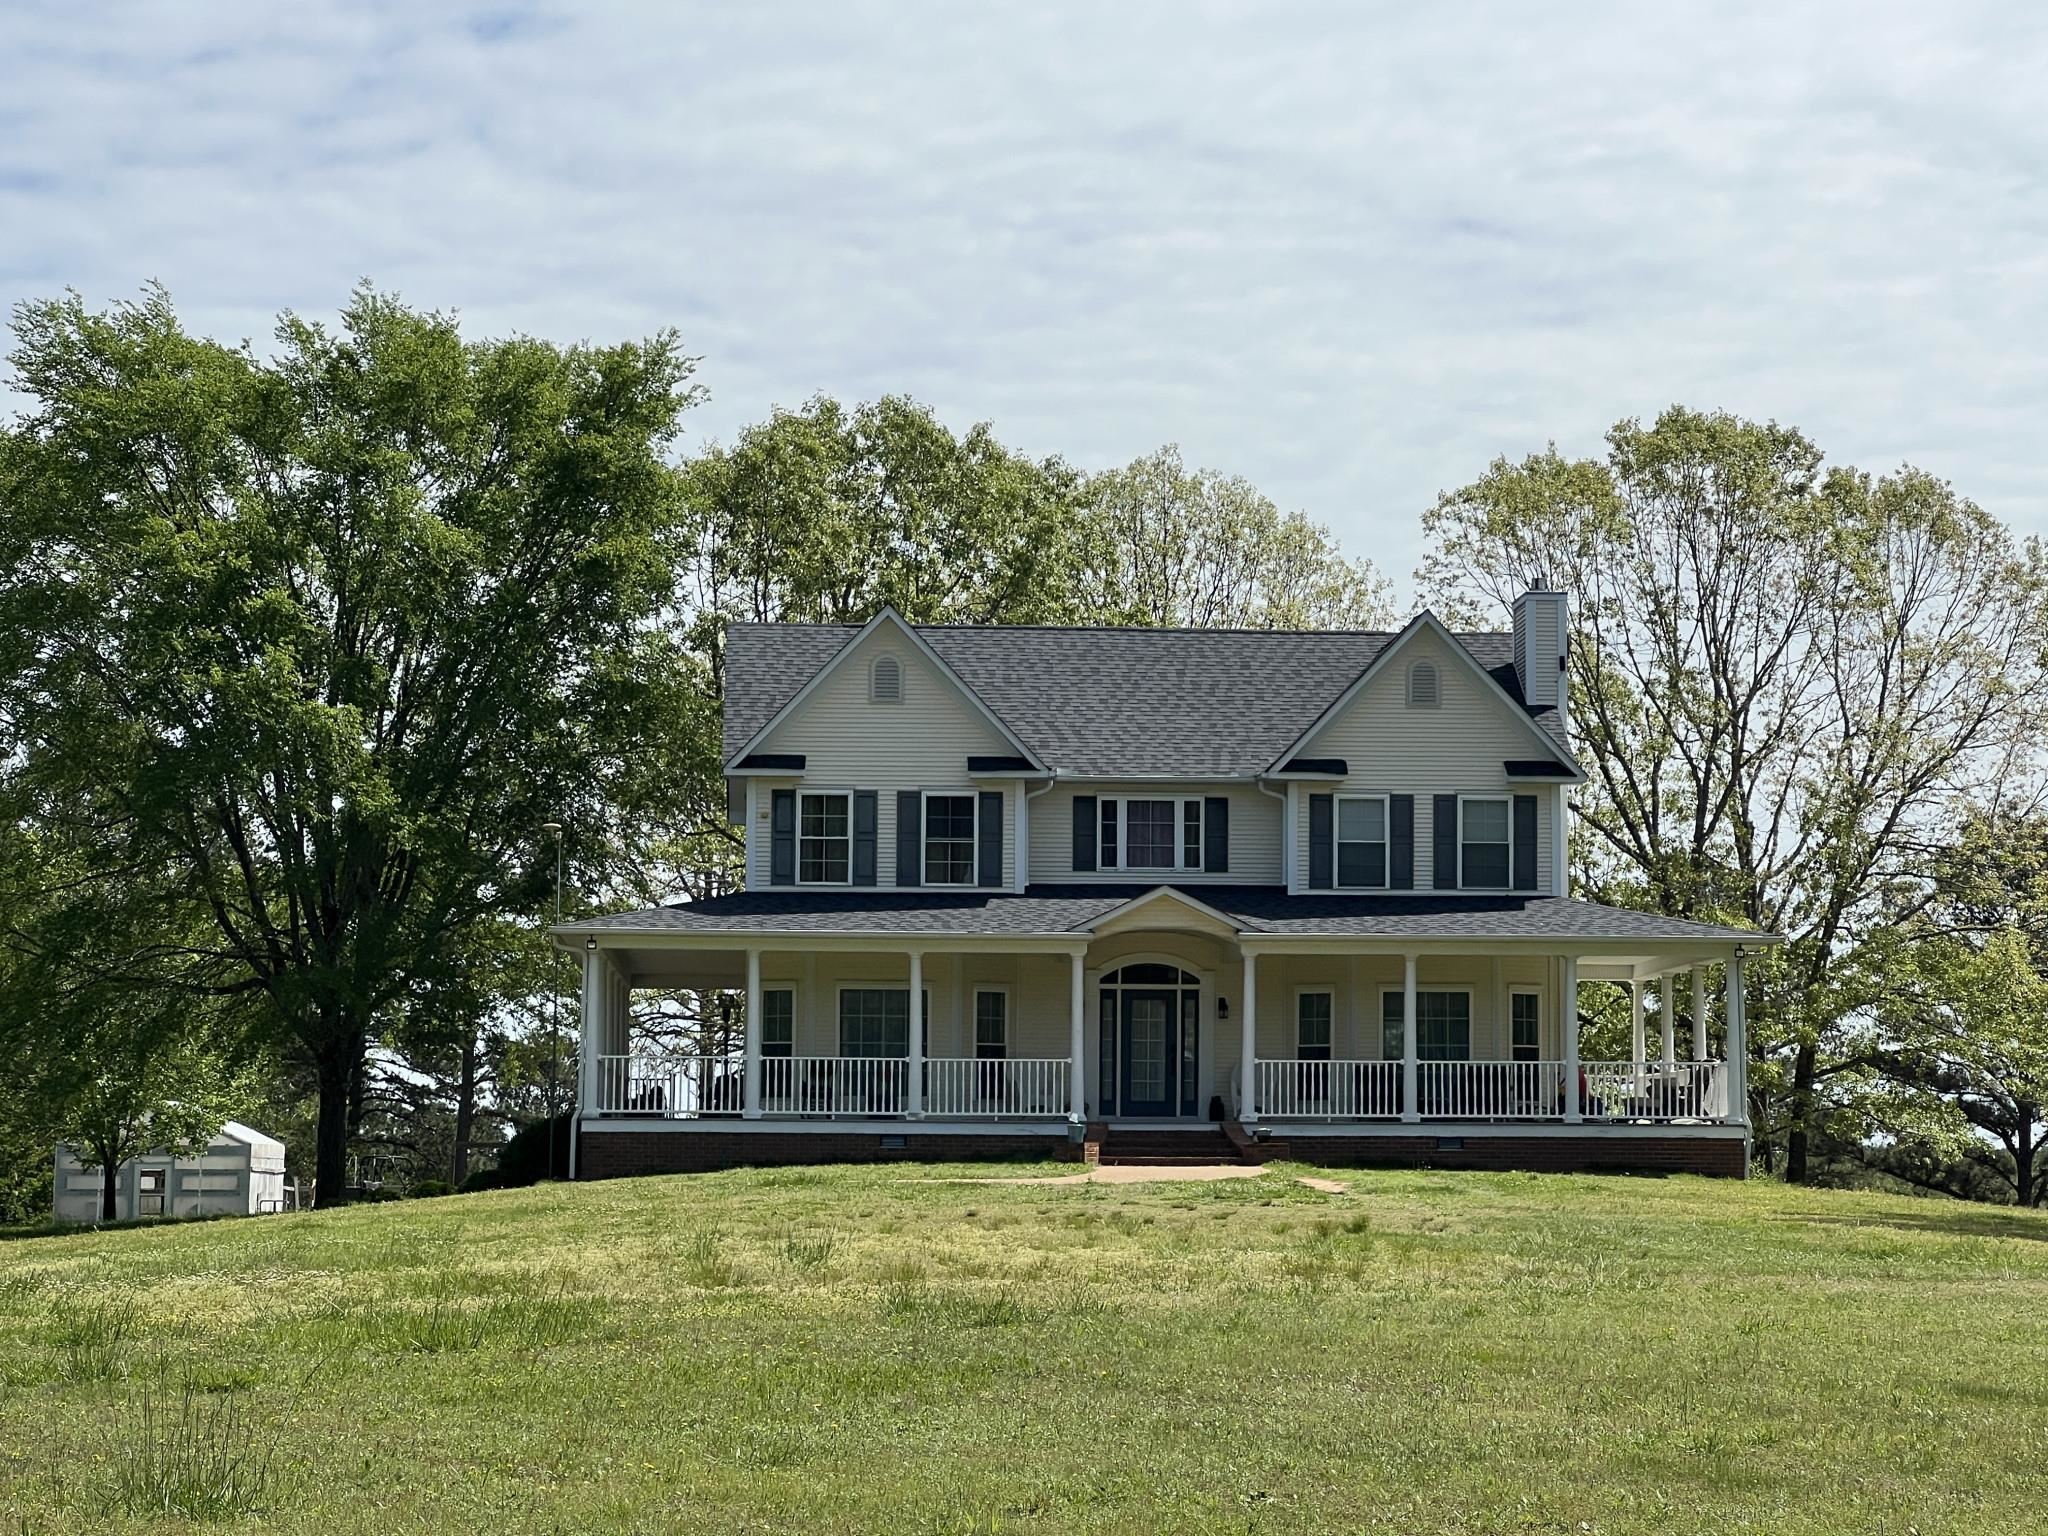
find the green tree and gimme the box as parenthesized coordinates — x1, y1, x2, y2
(1420, 407, 2048, 1181)
(0, 285, 701, 1205)
(1081, 446, 1396, 629)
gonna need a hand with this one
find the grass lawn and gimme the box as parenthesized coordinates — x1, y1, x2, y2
(2, 1162, 2046, 1534)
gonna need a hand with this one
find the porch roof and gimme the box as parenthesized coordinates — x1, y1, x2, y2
(554, 885, 1770, 945)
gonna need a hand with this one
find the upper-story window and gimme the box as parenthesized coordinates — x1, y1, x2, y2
(798, 791, 851, 883)
(1459, 795, 1511, 888)
(870, 654, 902, 703)
(1098, 796, 1203, 871)
(1335, 795, 1387, 888)
(923, 792, 977, 884)
(1406, 659, 1440, 707)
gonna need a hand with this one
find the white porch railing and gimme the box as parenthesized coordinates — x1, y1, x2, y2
(924, 1057, 1070, 1118)
(595, 1054, 744, 1117)
(1418, 1060, 1569, 1120)
(762, 1055, 908, 1116)
(1580, 1060, 1727, 1122)
(1252, 1059, 1734, 1123)
(1255, 1060, 1402, 1120)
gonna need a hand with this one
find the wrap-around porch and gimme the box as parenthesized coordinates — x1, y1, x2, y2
(577, 927, 1753, 1134)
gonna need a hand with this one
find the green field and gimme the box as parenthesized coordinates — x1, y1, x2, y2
(2, 1162, 2045, 1534)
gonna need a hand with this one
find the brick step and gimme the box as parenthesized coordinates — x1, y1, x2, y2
(1096, 1153, 1241, 1167)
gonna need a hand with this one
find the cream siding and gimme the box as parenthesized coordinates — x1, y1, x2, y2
(746, 625, 1017, 889)
(760, 951, 1071, 1061)
(1028, 782, 1283, 884)
(1290, 627, 1555, 894)
(1249, 952, 1562, 1061)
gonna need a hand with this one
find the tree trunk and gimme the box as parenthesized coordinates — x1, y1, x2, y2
(1785, 1038, 1818, 1184)
(99, 1150, 118, 1221)
(451, 1031, 479, 1187)
(2017, 1108, 2038, 1209)
(313, 1042, 354, 1209)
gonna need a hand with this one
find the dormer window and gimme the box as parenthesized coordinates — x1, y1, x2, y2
(870, 654, 902, 703)
(1406, 659, 1439, 708)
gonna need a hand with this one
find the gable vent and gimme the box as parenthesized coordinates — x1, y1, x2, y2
(1406, 659, 1440, 708)
(871, 654, 902, 703)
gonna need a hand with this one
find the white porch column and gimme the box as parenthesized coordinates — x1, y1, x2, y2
(1068, 950, 1087, 1123)
(907, 949, 925, 1118)
(1400, 952, 1419, 1124)
(578, 944, 601, 1115)
(1629, 979, 1646, 1065)
(1239, 950, 1259, 1124)
(1561, 955, 1581, 1123)
(1690, 963, 1709, 1062)
(1726, 949, 1749, 1126)
(742, 946, 763, 1119)
(1659, 972, 1676, 1066)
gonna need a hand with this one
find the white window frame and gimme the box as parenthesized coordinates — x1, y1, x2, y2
(1508, 985, 1542, 1062)
(1098, 795, 1205, 873)
(1377, 985, 1476, 1062)
(1294, 986, 1335, 1061)
(834, 984, 930, 1058)
(972, 985, 1009, 1060)
(761, 984, 798, 1058)
(1334, 793, 1389, 890)
(1406, 658, 1440, 707)
(1457, 794, 1513, 891)
(797, 789, 854, 886)
(921, 788, 980, 887)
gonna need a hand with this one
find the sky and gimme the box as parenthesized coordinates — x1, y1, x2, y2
(2, 2, 2044, 598)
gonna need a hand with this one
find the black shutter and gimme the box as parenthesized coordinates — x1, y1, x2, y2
(1203, 796, 1229, 874)
(1072, 795, 1098, 872)
(978, 791, 1003, 887)
(1389, 795, 1414, 889)
(1433, 794, 1459, 890)
(770, 789, 795, 886)
(1512, 794, 1539, 891)
(852, 791, 878, 886)
(896, 791, 922, 887)
(1308, 794, 1333, 889)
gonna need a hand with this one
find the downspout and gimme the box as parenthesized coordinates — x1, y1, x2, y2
(1025, 773, 1059, 887)
(1253, 777, 1290, 887)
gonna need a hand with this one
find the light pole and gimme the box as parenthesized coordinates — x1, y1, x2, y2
(542, 821, 564, 1180)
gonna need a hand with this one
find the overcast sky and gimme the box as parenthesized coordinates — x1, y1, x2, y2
(3, 2, 2043, 597)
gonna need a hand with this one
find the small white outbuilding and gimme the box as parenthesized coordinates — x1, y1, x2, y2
(53, 1121, 289, 1224)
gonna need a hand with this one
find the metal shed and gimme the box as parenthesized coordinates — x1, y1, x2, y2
(53, 1121, 289, 1223)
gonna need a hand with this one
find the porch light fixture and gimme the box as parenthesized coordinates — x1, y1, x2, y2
(586, 936, 598, 950)
(1216, 997, 1230, 1020)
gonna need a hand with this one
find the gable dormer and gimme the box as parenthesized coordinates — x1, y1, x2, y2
(1276, 614, 1580, 896)
(730, 610, 1041, 891)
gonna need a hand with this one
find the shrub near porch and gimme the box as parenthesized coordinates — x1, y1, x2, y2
(1, 1167, 2043, 1533)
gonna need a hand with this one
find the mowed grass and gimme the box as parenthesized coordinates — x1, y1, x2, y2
(2, 1164, 2046, 1534)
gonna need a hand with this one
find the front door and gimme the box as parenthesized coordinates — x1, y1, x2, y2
(1119, 989, 1178, 1117)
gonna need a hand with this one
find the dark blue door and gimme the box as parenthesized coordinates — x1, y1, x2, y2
(1119, 989, 1178, 1117)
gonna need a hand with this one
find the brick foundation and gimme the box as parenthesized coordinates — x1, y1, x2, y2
(577, 1127, 1078, 1179)
(1276, 1133, 1747, 1177)
(577, 1125, 1744, 1179)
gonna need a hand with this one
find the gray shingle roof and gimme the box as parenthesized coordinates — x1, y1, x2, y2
(560, 886, 1767, 944)
(723, 620, 1569, 776)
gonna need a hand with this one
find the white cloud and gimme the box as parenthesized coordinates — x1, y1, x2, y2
(2, 0, 2044, 598)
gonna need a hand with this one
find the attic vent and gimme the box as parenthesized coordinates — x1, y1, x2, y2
(1407, 659, 1440, 708)
(871, 654, 902, 703)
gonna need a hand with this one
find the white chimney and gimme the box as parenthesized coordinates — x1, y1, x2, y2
(1513, 585, 1568, 728)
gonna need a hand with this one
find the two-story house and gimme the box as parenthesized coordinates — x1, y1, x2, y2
(556, 588, 1773, 1177)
